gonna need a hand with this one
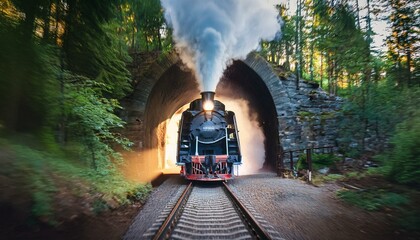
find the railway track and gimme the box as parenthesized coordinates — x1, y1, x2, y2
(150, 182, 273, 240)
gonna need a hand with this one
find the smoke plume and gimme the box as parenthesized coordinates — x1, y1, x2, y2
(161, 0, 281, 92)
(219, 97, 265, 175)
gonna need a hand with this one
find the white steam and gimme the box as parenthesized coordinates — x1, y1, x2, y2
(161, 0, 282, 92)
(219, 97, 265, 175)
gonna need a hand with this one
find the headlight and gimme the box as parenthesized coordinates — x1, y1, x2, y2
(203, 101, 214, 111)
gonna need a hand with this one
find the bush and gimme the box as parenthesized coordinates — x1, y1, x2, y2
(386, 110, 420, 186)
(1, 138, 151, 225)
(63, 75, 132, 174)
(399, 209, 420, 231)
(297, 153, 341, 171)
(337, 189, 409, 211)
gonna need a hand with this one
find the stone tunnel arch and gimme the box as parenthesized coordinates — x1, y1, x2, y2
(121, 52, 291, 176)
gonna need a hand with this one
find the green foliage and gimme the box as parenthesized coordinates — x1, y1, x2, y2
(0, 1, 155, 227)
(386, 110, 420, 185)
(127, 184, 153, 202)
(95, 21, 133, 98)
(0, 16, 60, 132)
(119, 0, 169, 52)
(1, 138, 151, 224)
(9, 143, 58, 224)
(365, 166, 390, 176)
(338, 82, 420, 155)
(297, 153, 341, 171)
(83, 169, 151, 205)
(322, 174, 345, 181)
(399, 209, 420, 232)
(312, 173, 345, 186)
(346, 171, 360, 178)
(337, 189, 409, 211)
(63, 74, 132, 174)
(92, 199, 109, 214)
(1, 0, 138, 178)
(63, 20, 132, 99)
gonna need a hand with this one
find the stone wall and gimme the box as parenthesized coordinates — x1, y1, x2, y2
(242, 54, 343, 153)
(277, 75, 343, 152)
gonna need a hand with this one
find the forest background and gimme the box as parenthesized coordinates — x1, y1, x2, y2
(0, 0, 418, 233)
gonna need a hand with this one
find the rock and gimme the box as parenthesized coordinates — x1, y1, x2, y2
(318, 167, 329, 175)
(344, 157, 354, 165)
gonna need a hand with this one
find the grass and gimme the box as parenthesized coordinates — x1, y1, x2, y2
(335, 169, 420, 233)
(312, 173, 345, 186)
(399, 209, 420, 232)
(0, 137, 151, 225)
(297, 153, 341, 171)
(337, 189, 409, 211)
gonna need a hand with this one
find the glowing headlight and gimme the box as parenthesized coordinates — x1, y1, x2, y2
(203, 101, 214, 111)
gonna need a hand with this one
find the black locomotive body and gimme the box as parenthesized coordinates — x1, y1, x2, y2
(177, 92, 242, 181)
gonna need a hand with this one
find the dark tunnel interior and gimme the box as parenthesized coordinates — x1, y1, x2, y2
(144, 60, 280, 172)
(217, 61, 279, 170)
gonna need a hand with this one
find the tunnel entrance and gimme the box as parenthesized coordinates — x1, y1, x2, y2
(217, 61, 279, 170)
(142, 59, 280, 175)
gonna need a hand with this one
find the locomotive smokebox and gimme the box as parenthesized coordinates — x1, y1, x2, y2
(201, 91, 215, 111)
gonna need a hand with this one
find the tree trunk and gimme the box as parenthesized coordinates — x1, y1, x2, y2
(157, 27, 162, 51)
(58, 51, 66, 145)
(310, 41, 314, 82)
(406, 48, 412, 86)
(295, 0, 301, 90)
(53, 0, 61, 44)
(355, 0, 361, 29)
(42, 0, 52, 42)
(320, 53, 323, 89)
(22, 2, 37, 39)
(285, 41, 290, 70)
(327, 53, 332, 94)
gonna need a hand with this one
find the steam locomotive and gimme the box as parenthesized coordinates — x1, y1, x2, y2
(176, 92, 242, 181)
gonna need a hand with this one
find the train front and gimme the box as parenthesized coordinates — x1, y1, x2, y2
(176, 92, 242, 181)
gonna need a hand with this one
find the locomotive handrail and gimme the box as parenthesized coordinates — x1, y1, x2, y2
(196, 136, 226, 144)
(232, 114, 242, 155)
(176, 114, 185, 160)
(225, 127, 229, 156)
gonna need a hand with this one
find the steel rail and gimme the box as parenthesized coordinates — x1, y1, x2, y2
(152, 182, 193, 240)
(223, 182, 273, 240)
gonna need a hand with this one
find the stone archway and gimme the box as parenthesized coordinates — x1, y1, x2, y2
(120, 51, 291, 175)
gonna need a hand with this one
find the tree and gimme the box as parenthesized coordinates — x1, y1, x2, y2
(295, 0, 303, 89)
(385, 0, 419, 87)
(0, 0, 134, 172)
(118, 0, 167, 52)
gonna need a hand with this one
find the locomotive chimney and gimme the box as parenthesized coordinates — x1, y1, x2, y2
(201, 91, 215, 102)
(201, 91, 215, 111)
